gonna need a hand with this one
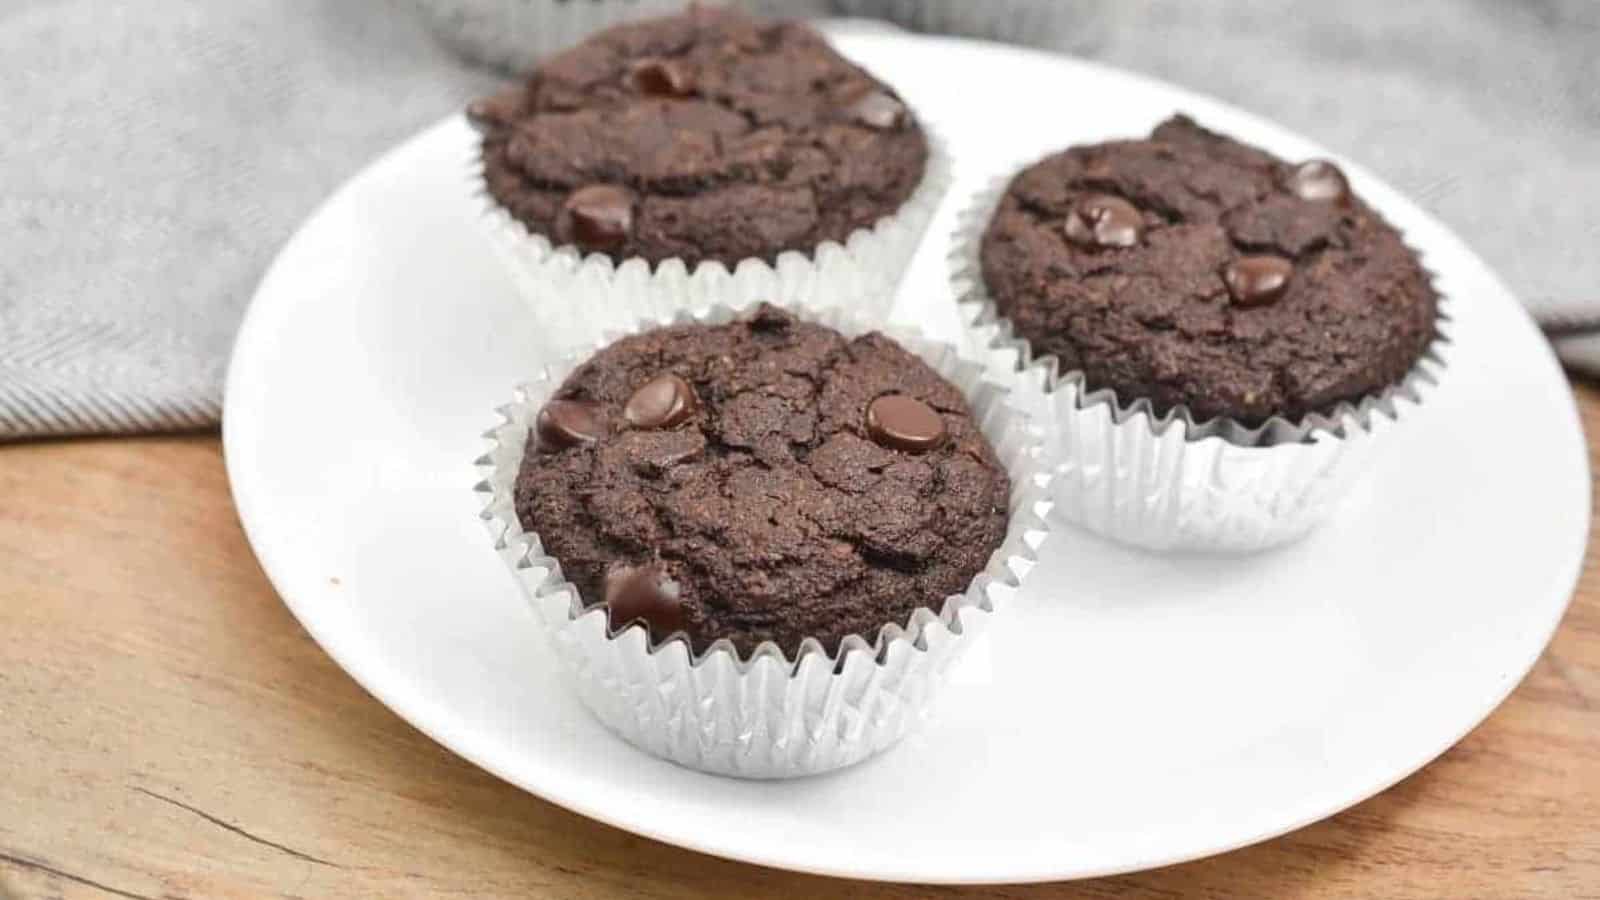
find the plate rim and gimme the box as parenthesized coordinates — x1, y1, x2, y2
(222, 31, 1592, 884)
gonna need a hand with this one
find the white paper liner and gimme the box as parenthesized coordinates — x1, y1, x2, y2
(413, 0, 703, 73)
(470, 119, 953, 357)
(476, 303, 1051, 778)
(949, 171, 1451, 553)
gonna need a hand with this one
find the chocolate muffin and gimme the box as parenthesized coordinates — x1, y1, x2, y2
(469, 6, 930, 267)
(979, 115, 1439, 426)
(512, 305, 1010, 658)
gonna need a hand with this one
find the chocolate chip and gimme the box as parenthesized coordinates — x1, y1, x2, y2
(747, 304, 794, 334)
(624, 374, 698, 429)
(1063, 194, 1144, 249)
(866, 395, 946, 452)
(536, 399, 604, 450)
(628, 58, 694, 97)
(556, 184, 635, 253)
(466, 87, 523, 133)
(1224, 255, 1294, 307)
(1287, 160, 1350, 204)
(604, 564, 685, 638)
(845, 89, 907, 130)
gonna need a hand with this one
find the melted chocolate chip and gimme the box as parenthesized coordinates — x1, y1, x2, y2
(628, 58, 695, 97)
(555, 184, 635, 253)
(1287, 160, 1350, 204)
(623, 374, 698, 429)
(536, 399, 604, 450)
(604, 564, 685, 638)
(466, 87, 523, 133)
(1063, 194, 1144, 249)
(865, 394, 946, 452)
(845, 89, 907, 130)
(1224, 255, 1294, 307)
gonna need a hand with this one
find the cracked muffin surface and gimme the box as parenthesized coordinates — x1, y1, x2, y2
(979, 115, 1438, 425)
(471, 6, 928, 267)
(513, 305, 1009, 658)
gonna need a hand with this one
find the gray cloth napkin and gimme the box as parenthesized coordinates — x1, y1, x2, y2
(0, 0, 498, 439)
(1, 0, 1595, 440)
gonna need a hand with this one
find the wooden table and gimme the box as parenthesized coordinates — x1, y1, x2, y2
(3, 390, 1597, 900)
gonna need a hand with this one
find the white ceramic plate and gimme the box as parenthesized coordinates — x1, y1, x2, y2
(224, 30, 1590, 884)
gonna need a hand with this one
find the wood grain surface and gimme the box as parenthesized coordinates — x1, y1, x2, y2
(2, 389, 1598, 900)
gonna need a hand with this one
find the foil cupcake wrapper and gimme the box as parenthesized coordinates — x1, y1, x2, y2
(475, 303, 1052, 778)
(469, 117, 954, 357)
(412, 0, 703, 73)
(949, 169, 1451, 552)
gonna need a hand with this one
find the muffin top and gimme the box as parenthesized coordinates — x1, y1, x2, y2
(979, 115, 1438, 425)
(472, 6, 928, 268)
(513, 305, 1009, 658)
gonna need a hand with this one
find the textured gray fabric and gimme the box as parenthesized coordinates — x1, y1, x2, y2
(1, 0, 1594, 440)
(412, 0, 693, 72)
(0, 0, 497, 439)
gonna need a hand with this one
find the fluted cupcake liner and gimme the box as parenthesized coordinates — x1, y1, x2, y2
(469, 120, 954, 358)
(949, 171, 1451, 553)
(475, 303, 1052, 778)
(413, 0, 701, 73)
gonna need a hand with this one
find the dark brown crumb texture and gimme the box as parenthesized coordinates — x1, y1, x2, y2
(474, 6, 929, 267)
(979, 115, 1439, 425)
(513, 306, 1010, 659)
